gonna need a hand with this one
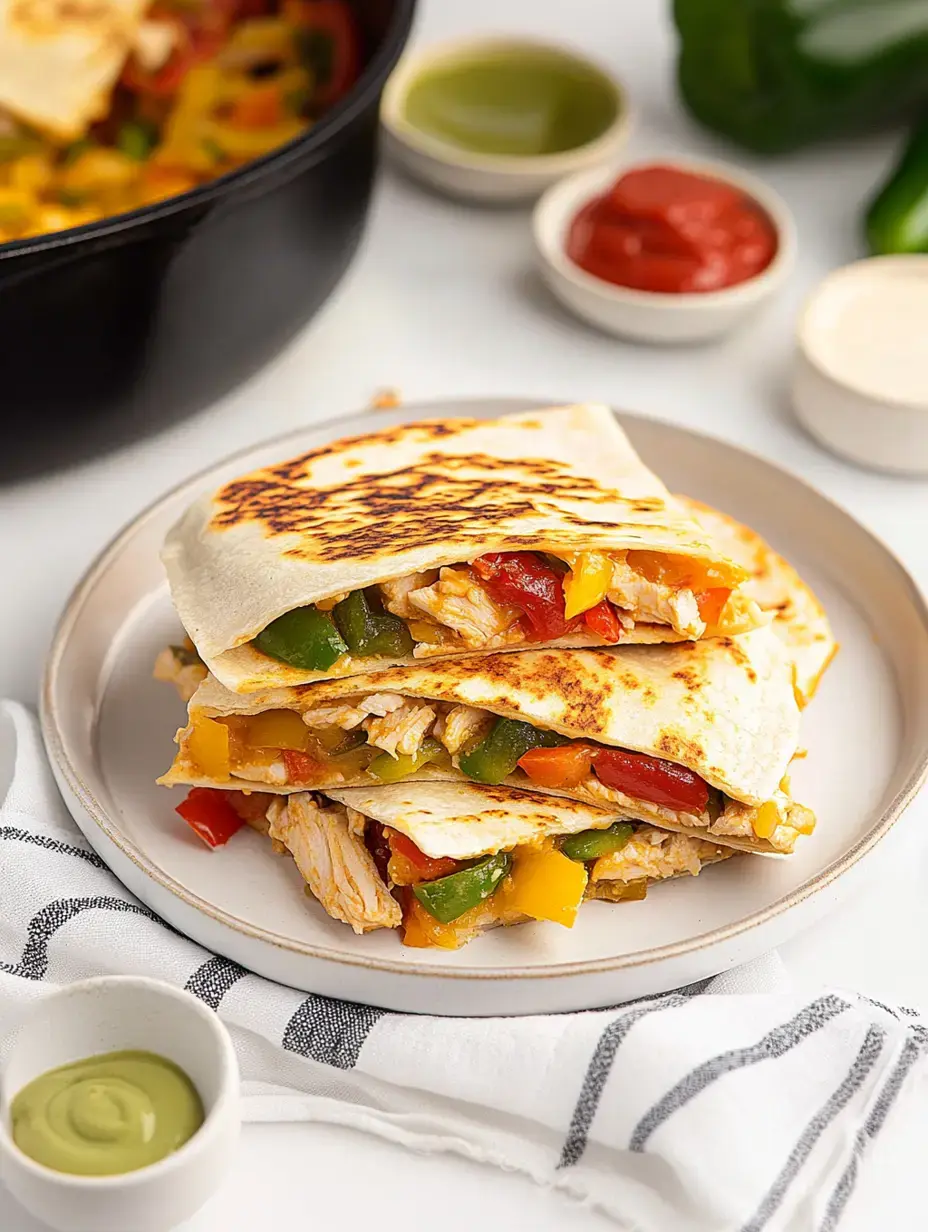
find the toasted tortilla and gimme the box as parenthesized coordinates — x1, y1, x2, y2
(170, 627, 797, 802)
(323, 780, 735, 874)
(162, 405, 762, 692)
(327, 780, 643, 860)
(160, 498, 833, 858)
(0, 0, 154, 138)
(257, 785, 733, 939)
(161, 625, 813, 855)
(680, 498, 837, 707)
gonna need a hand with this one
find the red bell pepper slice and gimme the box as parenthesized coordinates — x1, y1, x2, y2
(592, 748, 709, 813)
(121, 20, 222, 97)
(388, 831, 459, 884)
(286, 0, 360, 107)
(519, 738, 711, 812)
(518, 744, 594, 788)
(283, 749, 325, 784)
(176, 788, 245, 848)
(473, 552, 578, 641)
(120, 0, 244, 97)
(583, 599, 623, 643)
(227, 83, 286, 129)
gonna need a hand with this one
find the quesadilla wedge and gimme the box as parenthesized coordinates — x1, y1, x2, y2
(160, 626, 812, 856)
(683, 497, 837, 707)
(161, 405, 767, 693)
(158, 501, 834, 857)
(176, 781, 733, 947)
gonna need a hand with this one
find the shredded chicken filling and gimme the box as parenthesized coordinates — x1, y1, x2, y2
(248, 548, 740, 665)
(197, 697, 802, 851)
(256, 794, 731, 944)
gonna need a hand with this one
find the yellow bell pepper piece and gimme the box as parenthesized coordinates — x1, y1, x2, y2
(205, 116, 307, 160)
(407, 620, 447, 645)
(0, 188, 31, 227)
(10, 154, 53, 194)
(223, 17, 298, 64)
(156, 65, 223, 174)
(503, 846, 588, 928)
(60, 148, 138, 194)
(187, 717, 230, 778)
(242, 708, 312, 751)
(401, 894, 463, 949)
(563, 551, 613, 620)
(752, 800, 780, 839)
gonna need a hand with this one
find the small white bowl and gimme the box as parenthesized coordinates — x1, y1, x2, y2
(792, 256, 928, 475)
(381, 36, 631, 203)
(533, 158, 797, 344)
(0, 976, 240, 1232)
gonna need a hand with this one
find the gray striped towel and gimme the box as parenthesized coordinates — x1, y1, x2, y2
(1, 699, 925, 1232)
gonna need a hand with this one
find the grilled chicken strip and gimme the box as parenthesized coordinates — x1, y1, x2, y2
(267, 794, 401, 934)
(408, 567, 523, 649)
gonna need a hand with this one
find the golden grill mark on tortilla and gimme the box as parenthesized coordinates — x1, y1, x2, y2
(411, 647, 617, 734)
(264, 421, 473, 482)
(671, 667, 704, 691)
(656, 730, 707, 764)
(163, 409, 765, 679)
(209, 443, 675, 561)
(281, 646, 721, 752)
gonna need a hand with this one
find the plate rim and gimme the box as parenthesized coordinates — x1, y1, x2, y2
(40, 398, 928, 981)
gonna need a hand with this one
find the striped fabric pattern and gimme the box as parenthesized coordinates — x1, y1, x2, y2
(1, 700, 925, 1231)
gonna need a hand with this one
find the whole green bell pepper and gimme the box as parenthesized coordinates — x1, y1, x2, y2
(674, 0, 928, 153)
(866, 117, 928, 254)
(458, 718, 569, 786)
(561, 822, 635, 862)
(413, 852, 512, 923)
(253, 606, 348, 671)
(333, 588, 415, 658)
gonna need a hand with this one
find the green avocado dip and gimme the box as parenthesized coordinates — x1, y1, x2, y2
(402, 46, 621, 158)
(10, 1050, 204, 1177)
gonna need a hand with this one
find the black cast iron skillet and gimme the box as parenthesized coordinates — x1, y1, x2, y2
(0, 0, 416, 480)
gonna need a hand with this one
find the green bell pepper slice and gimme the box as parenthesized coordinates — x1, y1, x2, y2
(253, 606, 348, 671)
(368, 738, 444, 783)
(330, 730, 369, 756)
(333, 588, 415, 658)
(116, 119, 158, 161)
(561, 822, 635, 862)
(413, 852, 512, 923)
(458, 718, 569, 785)
(866, 117, 928, 254)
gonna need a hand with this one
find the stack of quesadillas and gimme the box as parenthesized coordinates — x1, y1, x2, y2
(155, 405, 836, 948)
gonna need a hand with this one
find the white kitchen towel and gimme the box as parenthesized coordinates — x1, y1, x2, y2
(1, 699, 925, 1232)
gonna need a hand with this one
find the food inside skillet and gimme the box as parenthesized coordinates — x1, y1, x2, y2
(0, 0, 359, 244)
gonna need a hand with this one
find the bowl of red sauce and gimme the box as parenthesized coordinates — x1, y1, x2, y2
(533, 159, 796, 343)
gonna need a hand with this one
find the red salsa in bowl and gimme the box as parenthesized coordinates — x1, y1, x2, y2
(566, 164, 778, 295)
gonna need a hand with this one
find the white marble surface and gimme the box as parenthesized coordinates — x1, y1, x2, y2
(2, 0, 927, 1227)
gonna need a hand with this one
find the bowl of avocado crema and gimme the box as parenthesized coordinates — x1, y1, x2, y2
(0, 976, 239, 1232)
(381, 35, 632, 202)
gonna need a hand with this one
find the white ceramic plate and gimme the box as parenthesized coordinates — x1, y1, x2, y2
(41, 399, 928, 1015)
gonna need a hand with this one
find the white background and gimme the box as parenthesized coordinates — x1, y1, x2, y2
(3, 0, 928, 1227)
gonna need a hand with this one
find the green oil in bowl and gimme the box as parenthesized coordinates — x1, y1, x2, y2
(403, 45, 621, 159)
(11, 1050, 204, 1177)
